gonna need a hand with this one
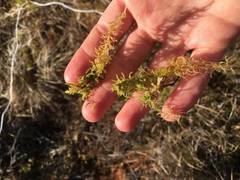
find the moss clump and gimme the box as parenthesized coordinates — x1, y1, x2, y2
(66, 10, 127, 100)
(112, 56, 221, 113)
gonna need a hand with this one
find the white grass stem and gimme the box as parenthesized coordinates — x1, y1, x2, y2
(0, 7, 22, 135)
(30, 1, 103, 15)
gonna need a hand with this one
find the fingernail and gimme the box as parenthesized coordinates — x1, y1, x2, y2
(115, 119, 126, 132)
(115, 118, 133, 133)
(82, 101, 99, 122)
(161, 105, 182, 122)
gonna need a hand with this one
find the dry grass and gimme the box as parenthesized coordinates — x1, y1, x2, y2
(0, 0, 239, 179)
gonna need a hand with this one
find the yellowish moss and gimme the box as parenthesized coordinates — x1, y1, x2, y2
(167, 56, 217, 77)
(66, 10, 228, 115)
(66, 10, 127, 99)
(112, 56, 224, 114)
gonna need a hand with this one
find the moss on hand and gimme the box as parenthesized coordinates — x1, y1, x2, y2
(66, 10, 227, 115)
(65, 10, 127, 100)
(112, 56, 222, 114)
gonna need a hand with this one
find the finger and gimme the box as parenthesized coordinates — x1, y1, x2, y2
(115, 47, 186, 132)
(115, 93, 148, 132)
(64, 0, 134, 83)
(161, 50, 225, 122)
(161, 13, 240, 122)
(161, 73, 210, 122)
(82, 29, 155, 122)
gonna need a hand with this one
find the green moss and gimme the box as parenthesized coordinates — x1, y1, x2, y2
(66, 10, 127, 99)
(112, 57, 222, 114)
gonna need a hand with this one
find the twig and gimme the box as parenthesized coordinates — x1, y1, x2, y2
(8, 128, 22, 168)
(30, 1, 103, 15)
(0, 7, 22, 135)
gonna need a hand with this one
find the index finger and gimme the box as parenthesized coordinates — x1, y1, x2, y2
(64, 0, 134, 83)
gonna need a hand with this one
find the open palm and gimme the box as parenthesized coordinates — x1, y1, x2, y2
(64, 0, 240, 132)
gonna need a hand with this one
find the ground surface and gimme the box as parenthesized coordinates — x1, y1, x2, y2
(0, 0, 240, 179)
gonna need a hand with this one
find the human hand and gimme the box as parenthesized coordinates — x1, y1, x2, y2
(64, 0, 240, 132)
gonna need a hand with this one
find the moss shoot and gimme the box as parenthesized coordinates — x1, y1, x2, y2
(65, 10, 127, 100)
